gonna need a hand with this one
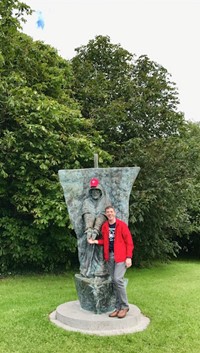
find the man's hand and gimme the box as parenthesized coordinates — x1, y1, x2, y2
(87, 238, 98, 245)
(125, 258, 132, 268)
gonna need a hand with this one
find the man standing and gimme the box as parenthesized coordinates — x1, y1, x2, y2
(88, 205, 134, 318)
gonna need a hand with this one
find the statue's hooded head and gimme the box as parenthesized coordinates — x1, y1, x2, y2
(89, 178, 103, 200)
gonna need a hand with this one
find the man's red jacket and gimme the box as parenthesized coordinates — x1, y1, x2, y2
(98, 218, 134, 262)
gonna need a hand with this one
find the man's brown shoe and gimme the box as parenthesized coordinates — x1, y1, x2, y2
(117, 308, 129, 319)
(109, 310, 119, 318)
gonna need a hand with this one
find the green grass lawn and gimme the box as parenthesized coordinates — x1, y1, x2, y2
(0, 260, 199, 353)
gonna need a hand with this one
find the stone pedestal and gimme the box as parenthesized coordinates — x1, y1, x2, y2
(50, 301, 150, 336)
(74, 274, 116, 314)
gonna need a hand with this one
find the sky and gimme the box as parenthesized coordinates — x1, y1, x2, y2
(22, 0, 200, 123)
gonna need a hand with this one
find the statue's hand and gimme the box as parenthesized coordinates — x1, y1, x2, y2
(91, 228, 99, 240)
(85, 228, 93, 240)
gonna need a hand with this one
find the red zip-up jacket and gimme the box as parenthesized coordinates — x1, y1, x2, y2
(98, 218, 134, 262)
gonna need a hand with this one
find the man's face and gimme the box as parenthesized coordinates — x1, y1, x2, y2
(91, 188, 101, 200)
(105, 208, 116, 223)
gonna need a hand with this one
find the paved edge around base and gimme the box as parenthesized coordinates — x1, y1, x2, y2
(49, 301, 150, 336)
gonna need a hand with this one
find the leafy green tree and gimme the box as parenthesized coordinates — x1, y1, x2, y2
(0, 2, 110, 272)
(0, 0, 32, 69)
(0, 79, 106, 271)
(72, 35, 133, 117)
(124, 126, 200, 264)
(13, 34, 75, 105)
(72, 35, 184, 156)
(72, 35, 200, 263)
(174, 122, 200, 259)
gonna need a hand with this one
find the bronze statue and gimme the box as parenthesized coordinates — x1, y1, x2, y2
(58, 166, 140, 313)
(79, 178, 110, 277)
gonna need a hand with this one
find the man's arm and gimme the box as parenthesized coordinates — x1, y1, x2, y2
(87, 238, 104, 245)
(122, 222, 134, 260)
(88, 238, 98, 245)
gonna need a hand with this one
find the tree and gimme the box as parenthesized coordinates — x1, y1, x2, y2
(72, 35, 185, 158)
(72, 35, 200, 264)
(0, 0, 32, 69)
(0, 2, 110, 272)
(124, 127, 200, 264)
(174, 122, 200, 259)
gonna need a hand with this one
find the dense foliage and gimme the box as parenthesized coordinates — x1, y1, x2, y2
(72, 36, 200, 264)
(0, 2, 199, 272)
(72, 36, 184, 147)
(0, 0, 109, 272)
